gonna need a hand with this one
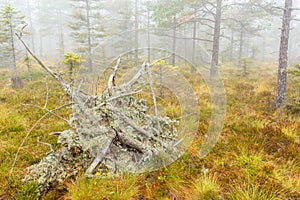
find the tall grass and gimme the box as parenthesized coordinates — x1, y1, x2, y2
(0, 62, 299, 199)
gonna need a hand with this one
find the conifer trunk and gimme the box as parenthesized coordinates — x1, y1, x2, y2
(210, 0, 222, 78)
(276, 0, 292, 108)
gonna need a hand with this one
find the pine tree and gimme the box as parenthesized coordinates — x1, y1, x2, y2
(0, 4, 25, 88)
(69, 0, 106, 72)
(104, 0, 135, 61)
(148, 0, 186, 66)
(276, 0, 293, 108)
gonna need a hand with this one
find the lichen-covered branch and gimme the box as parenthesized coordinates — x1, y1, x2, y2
(18, 50, 180, 197)
(16, 33, 72, 96)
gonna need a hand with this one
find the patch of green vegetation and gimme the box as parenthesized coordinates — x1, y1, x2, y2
(67, 174, 141, 200)
(0, 62, 299, 199)
(17, 182, 39, 200)
(281, 124, 300, 143)
(235, 151, 266, 177)
(272, 159, 300, 197)
(228, 184, 282, 200)
(187, 174, 221, 200)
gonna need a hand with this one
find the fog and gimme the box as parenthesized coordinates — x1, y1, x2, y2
(1, 1, 300, 198)
(1, 0, 299, 70)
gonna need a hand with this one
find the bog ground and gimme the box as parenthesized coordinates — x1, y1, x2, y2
(0, 62, 299, 200)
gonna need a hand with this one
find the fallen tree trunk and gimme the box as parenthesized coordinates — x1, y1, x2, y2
(17, 43, 181, 196)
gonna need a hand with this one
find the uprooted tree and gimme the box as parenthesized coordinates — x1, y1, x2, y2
(13, 33, 183, 196)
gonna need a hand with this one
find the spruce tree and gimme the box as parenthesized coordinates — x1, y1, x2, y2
(69, 0, 106, 72)
(0, 4, 25, 88)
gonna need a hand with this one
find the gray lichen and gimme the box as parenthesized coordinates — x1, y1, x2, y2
(22, 62, 181, 197)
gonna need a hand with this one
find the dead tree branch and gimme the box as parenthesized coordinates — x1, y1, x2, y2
(145, 63, 161, 131)
(108, 57, 121, 94)
(37, 137, 54, 154)
(16, 33, 72, 96)
(16, 37, 180, 196)
(85, 135, 115, 174)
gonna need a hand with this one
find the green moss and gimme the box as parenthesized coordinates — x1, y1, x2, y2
(228, 184, 282, 200)
(0, 62, 299, 199)
(17, 182, 39, 200)
(189, 174, 221, 200)
(67, 174, 141, 200)
(236, 152, 264, 176)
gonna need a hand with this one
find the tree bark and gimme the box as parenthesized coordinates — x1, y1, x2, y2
(9, 13, 17, 77)
(276, 0, 292, 108)
(135, 0, 139, 66)
(25, 52, 32, 82)
(238, 25, 244, 67)
(85, 0, 93, 72)
(210, 0, 222, 78)
(39, 29, 43, 57)
(9, 10, 23, 88)
(230, 30, 234, 62)
(172, 17, 176, 66)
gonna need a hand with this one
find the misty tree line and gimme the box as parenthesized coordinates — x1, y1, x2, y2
(0, 0, 299, 107)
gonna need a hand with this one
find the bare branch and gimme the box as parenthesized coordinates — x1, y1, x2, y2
(76, 79, 84, 95)
(121, 62, 147, 89)
(175, 36, 213, 42)
(271, 6, 285, 11)
(43, 76, 49, 109)
(117, 55, 173, 90)
(37, 137, 54, 154)
(291, 18, 300, 22)
(148, 55, 173, 67)
(15, 33, 72, 96)
(95, 75, 101, 96)
(116, 131, 146, 153)
(108, 57, 121, 94)
(203, 4, 216, 18)
(48, 132, 63, 136)
(22, 104, 70, 123)
(10, 103, 72, 173)
(145, 63, 161, 131)
(97, 90, 142, 108)
(173, 137, 184, 147)
(203, 0, 217, 9)
(85, 136, 115, 174)
(109, 107, 164, 145)
(198, 21, 215, 29)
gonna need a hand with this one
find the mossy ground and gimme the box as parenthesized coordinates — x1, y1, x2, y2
(0, 62, 299, 199)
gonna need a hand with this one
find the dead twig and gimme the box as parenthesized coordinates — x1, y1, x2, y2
(145, 63, 161, 131)
(85, 135, 115, 174)
(121, 62, 147, 89)
(97, 90, 142, 108)
(16, 33, 71, 96)
(108, 57, 121, 95)
(148, 55, 173, 67)
(37, 137, 54, 154)
(116, 130, 147, 153)
(10, 103, 72, 174)
(22, 104, 70, 123)
(109, 107, 163, 145)
(43, 76, 49, 109)
(121, 55, 172, 89)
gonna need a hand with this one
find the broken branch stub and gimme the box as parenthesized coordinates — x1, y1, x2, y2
(22, 59, 181, 196)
